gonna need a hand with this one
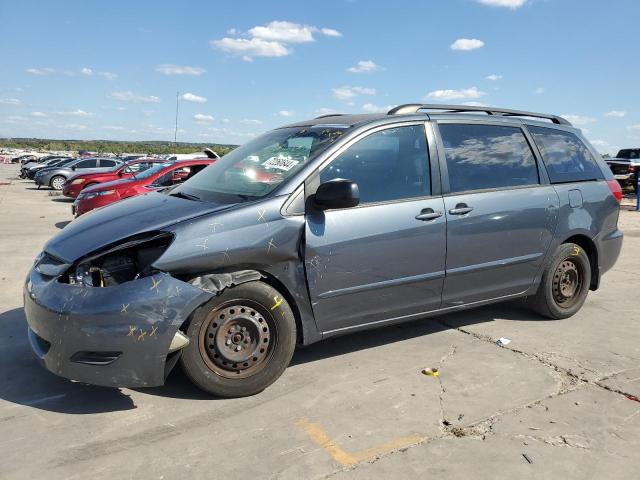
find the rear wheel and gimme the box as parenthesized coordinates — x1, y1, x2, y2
(50, 175, 66, 190)
(180, 281, 296, 397)
(530, 242, 591, 319)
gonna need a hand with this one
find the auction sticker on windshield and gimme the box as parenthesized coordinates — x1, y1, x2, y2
(262, 156, 299, 171)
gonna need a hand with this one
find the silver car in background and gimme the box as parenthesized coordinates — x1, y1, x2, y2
(34, 157, 124, 190)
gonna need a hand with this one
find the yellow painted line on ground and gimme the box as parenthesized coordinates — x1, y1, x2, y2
(295, 417, 425, 467)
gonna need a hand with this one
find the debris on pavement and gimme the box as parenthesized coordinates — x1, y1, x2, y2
(522, 453, 534, 464)
(496, 337, 512, 346)
(421, 367, 440, 377)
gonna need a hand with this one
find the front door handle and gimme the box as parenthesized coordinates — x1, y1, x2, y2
(449, 203, 473, 215)
(415, 208, 443, 221)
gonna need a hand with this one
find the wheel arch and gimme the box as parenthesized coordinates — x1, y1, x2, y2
(561, 233, 599, 290)
(177, 268, 309, 345)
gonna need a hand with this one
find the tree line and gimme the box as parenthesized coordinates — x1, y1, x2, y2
(0, 138, 237, 156)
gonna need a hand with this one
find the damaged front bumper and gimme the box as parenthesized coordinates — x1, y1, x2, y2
(24, 269, 212, 388)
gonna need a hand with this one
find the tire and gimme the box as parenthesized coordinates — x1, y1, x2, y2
(530, 242, 591, 319)
(180, 281, 296, 398)
(50, 175, 66, 190)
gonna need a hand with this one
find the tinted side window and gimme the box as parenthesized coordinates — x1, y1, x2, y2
(75, 159, 97, 168)
(439, 124, 538, 193)
(320, 125, 430, 204)
(100, 159, 116, 168)
(529, 126, 603, 183)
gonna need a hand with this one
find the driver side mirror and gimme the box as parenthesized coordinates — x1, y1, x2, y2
(314, 179, 360, 210)
(71, 166, 76, 171)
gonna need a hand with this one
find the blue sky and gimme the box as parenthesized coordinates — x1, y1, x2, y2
(0, 0, 638, 154)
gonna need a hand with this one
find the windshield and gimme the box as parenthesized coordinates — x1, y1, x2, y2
(172, 125, 348, 202)
(616, 149, 640, 159)
(134, 162, 173, 179)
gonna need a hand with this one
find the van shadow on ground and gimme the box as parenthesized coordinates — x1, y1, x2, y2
(0, 301, 544, 412)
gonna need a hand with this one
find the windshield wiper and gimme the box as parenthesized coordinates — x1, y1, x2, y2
(170, 190, 201, 201)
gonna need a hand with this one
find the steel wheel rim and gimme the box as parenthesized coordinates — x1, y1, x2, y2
(198, 300, 276, 379)
(51, 177, 64, 190)
(552, 259, 583, 308)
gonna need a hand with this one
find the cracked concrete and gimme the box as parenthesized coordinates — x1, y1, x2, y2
(1, 165, 639, 480)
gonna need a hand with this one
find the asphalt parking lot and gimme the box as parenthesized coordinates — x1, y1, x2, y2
(1, 162, 639, 480)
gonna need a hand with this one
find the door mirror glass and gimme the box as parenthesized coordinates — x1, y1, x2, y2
(314, 179, 360, 210)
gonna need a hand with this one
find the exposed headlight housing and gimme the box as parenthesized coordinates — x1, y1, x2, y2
(62, 232, 174, 287)
(71, 178, 85, 185)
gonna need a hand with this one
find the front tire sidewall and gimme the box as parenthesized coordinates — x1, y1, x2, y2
(180, 281, 296, 398)
(537, 243, 591, 319)
(50, 176, 65, 190)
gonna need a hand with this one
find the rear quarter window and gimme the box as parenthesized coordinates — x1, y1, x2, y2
(439, 123, 539, 193)
(528, 126, 603, 183)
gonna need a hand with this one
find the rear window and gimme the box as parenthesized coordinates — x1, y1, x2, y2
(529, 126, 603, 183)
(439, 124, 539, 193)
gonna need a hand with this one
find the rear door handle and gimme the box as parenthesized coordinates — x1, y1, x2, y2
(415, 208, 443, 221)
(449, 203, 473, 215)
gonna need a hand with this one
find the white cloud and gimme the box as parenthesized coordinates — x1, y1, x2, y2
(450, 38, 485, 51)
(81, 67, 93, 76)
(627, 124, 640, 131)
(589, 139, 608, 147)
(476, 0, 528, 8)
(462, 101, 488, 107)
(110, 91, 161, 103)
(240, 119, 262, 125)
(486, 74, 502, 81)
(58, 109, 94, 117)
(604, 110, 626, 118)
(61, 123, 87, 131)
(181, 92, 207, 103)
(561, 114, 597, 126)
(315, 107, 337, 116)
(332, 86, 376, 100)
(104, 125, 125, 131)
(211, 37, 291, 61)
(26, 67, 55, 75)
(0, 98, 21, 105)
(212, 21, 340, 61)
(278, 110, 295, 117)
(5, 115, 27, 124)
(347, 60, 380, 73)
(425, 86, 486, 101)
(534, 87, 545, 94)
(321, 27, 342, 37)
(156, 64, 206, 75)
(361, 103, 394, 113)
(249, 21, 316, 43)
(30, 111, 47, 117)
(98, 71, 118, 80)
(193, 113, 215, 123)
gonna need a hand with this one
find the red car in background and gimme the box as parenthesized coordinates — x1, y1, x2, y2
(73, 159, 213, 216)
(62, 158, 168, 198)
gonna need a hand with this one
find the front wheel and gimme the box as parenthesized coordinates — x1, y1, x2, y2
(180, 281, 296, 397)
(50, 175, 66, 190)
(530, 243, 591, 319)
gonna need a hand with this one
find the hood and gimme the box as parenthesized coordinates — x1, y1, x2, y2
(45, 192, 238, 263)
(83, 177, 135, 192)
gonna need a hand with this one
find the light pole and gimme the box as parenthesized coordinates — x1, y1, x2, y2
(174, 90, 180, 147)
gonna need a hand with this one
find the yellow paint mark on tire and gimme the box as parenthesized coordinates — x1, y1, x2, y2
(270, 295, 283, 310)
(294, 417, 425, 467)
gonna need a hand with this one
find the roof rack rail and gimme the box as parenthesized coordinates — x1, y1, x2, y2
(314, 113, 346, 119)
(387, 103, 571, 126)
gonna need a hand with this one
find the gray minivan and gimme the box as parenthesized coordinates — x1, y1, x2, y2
(24, 104, 623, 397)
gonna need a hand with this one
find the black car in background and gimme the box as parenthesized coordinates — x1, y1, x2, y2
(606, 148, 640, 192)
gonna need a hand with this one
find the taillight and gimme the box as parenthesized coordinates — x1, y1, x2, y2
(606, 179, 623, 203)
